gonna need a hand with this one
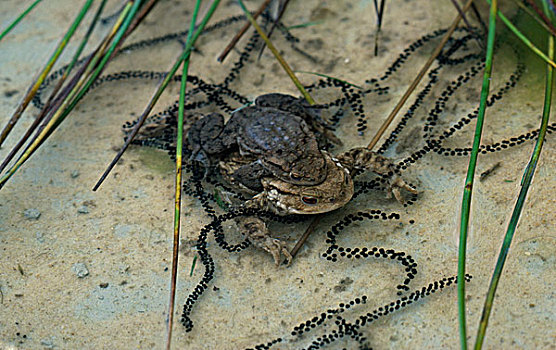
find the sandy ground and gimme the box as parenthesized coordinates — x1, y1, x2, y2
(0, 0, 554, 349)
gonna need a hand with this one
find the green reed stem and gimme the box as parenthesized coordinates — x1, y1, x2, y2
(484, 0, 556, 68)
(167, 2, 202, 350)
(473, 8, 554, 350)
(458, 1, 498, 349)
(66, 0, 108, 81)
(93, 0, 221, 191)
(236, 0, 316, 105)
(286, 20, 323, 30)
(0, 0, 93, 147)
(0, 0, 107, 175)
(0, 0, 44, 42)
(189, 255, 198, 277)
(0, 0, 138, 189)
(510, 0, 556, 37)
(54, 1, 140, 123)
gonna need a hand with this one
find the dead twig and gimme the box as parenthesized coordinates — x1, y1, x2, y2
(366, 0, 475, 150)
(449, 0, 485, 49)
(372, 0, 386, 56)
(291, 0, 476, 264)
(256, 0, 290, 60)
(217, 0, 272, 62)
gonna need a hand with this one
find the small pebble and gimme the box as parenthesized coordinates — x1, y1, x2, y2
(35, 232, 45, 243)
(40, 338, 55, 349)
(71, 262, 89, 278)
(71, 170, 80, 178)
(99, 282, 109, 288)
(23, 208, 41, 220)
(77, 206, 89, 214)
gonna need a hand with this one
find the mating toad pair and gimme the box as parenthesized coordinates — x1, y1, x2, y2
(186, 93, 417, 265)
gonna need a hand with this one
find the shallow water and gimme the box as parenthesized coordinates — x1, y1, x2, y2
(0, 1, 554, 349)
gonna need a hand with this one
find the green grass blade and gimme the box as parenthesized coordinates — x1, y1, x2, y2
(458, 1, 498, 349)
(189, 255, 198, 277)
(473, 8, 554, 350)
(93, 0, 221, 191)
(510, 0, 556, 37)
(8, 0, 138, 184)
(484, 0, 556, 68)
(286, 20, 323, 30)
(217, 0, 272, 62)
(65, 0, 108, 80)
(0, 0, 138, 189)
(37, 1, 136, 143)
(0, 0, 43, 42)
(166, 2, 202, 349)
(0, 0, 107, 174)
(0, 0, 94, 147)
(236, 0, 316, 105)
(55, 1, 142, 121)
(213, 187, 230, 210)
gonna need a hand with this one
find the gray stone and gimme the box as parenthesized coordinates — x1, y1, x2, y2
(35, 232, 45, 243)
(77, 206, 89, 214)
(23, 208, 41, 220)
(40, 337, 55, 349)
(71, 262, 89, 278)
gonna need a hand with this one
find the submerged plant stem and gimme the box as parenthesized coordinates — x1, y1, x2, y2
(366, 0, 475, 151)
(166, 1, 202, 349)
(0, 0, 44, 42)
(0, 0, 93, 147)
(458, 1, 498, 349)
(217, 0, 272, 62)
(473, 8, 554, 350)
(236, 0, 315, 105)
(93, 0, 222, 191)
(0, 0, 107, 174)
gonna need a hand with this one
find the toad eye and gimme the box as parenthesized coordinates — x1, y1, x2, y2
(302, 196, 318, 205)
(290, 173, 303, 181)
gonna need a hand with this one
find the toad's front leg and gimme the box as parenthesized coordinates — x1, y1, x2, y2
(335, 147, 418, 203)
(235, 216, 292, 266)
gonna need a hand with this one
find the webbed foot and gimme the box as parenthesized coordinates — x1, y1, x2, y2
(336, 147, 418, 204)
(386, 175, 418, 204)
(235, 216, 292, 266)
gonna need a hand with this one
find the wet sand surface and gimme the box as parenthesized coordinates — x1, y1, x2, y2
(0, 1, 554, 349)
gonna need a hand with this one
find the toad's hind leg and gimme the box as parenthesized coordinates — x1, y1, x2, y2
(235, 216, 292, 266)
(336, 147, 418, 203)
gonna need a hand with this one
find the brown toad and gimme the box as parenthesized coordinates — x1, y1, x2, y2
(187, 93, 333, 190)
(188, 94, 417, 265)
(234, 148, 416, 265)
